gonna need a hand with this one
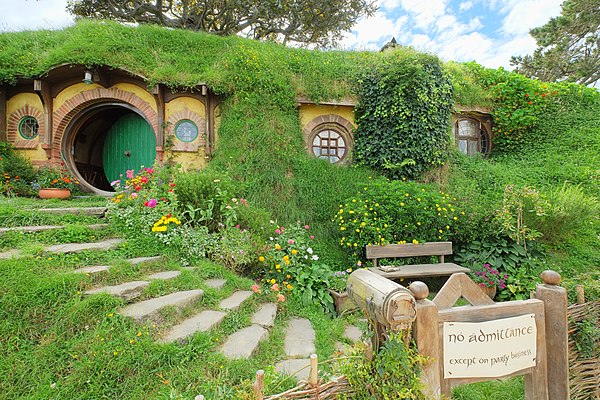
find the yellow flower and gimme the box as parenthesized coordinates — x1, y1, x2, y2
(259, 256, 265, 262)
(291, 249, 298, 255)
(275, 244, 281, 250)
(412, 239, 419, 244)
(270, 279, 276, 284)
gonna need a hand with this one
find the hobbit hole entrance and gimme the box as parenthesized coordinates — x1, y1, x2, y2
(65, 104, 155, 193)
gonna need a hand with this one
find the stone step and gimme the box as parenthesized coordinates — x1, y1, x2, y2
(45, 238, 123, 254)
(275, 358, 313, 381)
(147, 271, 181, 280)
(219, 291, 253, 311)
(0, 249, 20, 260)
(73, 265, 110, 275)
(85, 280, 150, 301)
(0, 223, 108, 235)
(220, 324, 269, 359)
(128, 256, 162, 265)
(205, 278, 227, 290)
(344, 325, 362, 342)
(251, 303, 278, 328)
(120, 289, 204, 323)
(36, 207, 107, 217)
(284, 318, 316, 357)
(159, 310, 227, 343)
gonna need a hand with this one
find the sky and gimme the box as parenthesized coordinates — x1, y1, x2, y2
(0, 0, 564, 70)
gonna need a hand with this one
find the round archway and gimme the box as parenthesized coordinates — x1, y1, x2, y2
(62, 103, 156, 195)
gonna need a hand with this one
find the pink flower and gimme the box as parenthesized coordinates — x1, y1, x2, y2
(288, 239, 294, 245)
(277, 293, 286, 302)
(304, 225, 310, 230)
(126, 170, 134, 179)
(275, 229, 281, 234)
(271, 283, 280, 292)
(251, 284, 262, 293)
(131, 193, 138, 199)
(146, 198, 157, 208)
(140, 176, 149, 184)
(310, 235, 315, 240)
(357, 261, 362, 267)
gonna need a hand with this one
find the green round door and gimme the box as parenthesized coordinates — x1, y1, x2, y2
(102, 113, 156, 184)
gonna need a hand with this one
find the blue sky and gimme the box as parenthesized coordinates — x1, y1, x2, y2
(0, 0, 564, 69)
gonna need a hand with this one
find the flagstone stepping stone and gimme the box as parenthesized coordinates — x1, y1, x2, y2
(344, 325, 362, 342)
(220, 324, 268, 359)
(181, 267, 196, 271)
(219, 291, 253, 311)
(85, 281, 150, 301)
(121, 289, 204, 323)
(251, 303, 278, 328)
(0, 249, 20, 259)
(128, 256, 162, 265)
(275, 358, 312, 381)
(73, 265, 110, 275)
(159, 310, 227, 343)
(45, 238, 123, 254)
(147, 271, 181, 280)
(0, 223, 109, 234)
(205, 278, 226, 290)
(37, 207, 107, 217)
(284, 318, 316, 357)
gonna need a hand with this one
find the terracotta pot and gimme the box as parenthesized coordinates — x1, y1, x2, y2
(328, 289, 356, 314)
(481, 285, 497, 300)
(38, 188, 71, 199)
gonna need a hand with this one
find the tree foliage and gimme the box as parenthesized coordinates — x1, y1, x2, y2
(66, 0, 376, 47)
(510, 0, 600, 86)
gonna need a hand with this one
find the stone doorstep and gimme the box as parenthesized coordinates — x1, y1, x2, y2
(219, 291, 253, 311)
(284, 318, 316, 357)
(36, 207, 107, 217)
(84, 281, 150, 301)
(45, 238, 123, 254)
(220, 324, 269, 359)
(251, 303, 278, 328)
(147, 271, 181, 280)
(120, 289, 204, 323)
(159, 310, 227, 343)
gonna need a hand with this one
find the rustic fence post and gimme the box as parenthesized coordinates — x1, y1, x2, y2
(409, 281, 441, 399)
(253, 370, 265, 400)
(535, 270, 569, 400)
(309, 353, 319, 387)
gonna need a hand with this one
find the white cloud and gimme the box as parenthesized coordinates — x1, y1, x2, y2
(399, 0, 449, 29)
(0, 0, 73, 32)
(437, 32, 494, 62)
(340, 11, 403, 49)
(500, 0, 563, 36)
(459, 1, 474, 11)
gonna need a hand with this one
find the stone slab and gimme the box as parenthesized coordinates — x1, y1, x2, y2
(181, 267, 196, 271)
(205, 278, 226, 289)
(251, 303, 277, 328)
(72, 265, 110, 275)
(147, 271, 181, 280)
(121, 289, 204, 323)
(220, 324, 268, 359)
(1, 223, 109, 234)
(275, 359, 312, 381)
(37, 207, 107, 217)
(85, 280, 150, 301)
(128, 256, 162, 265)
(159, 310, 227, 343)
(219, 291, 253, 311)
(344, 325, 362, 342)
(45, 238, 123, 254)
(0, 249, 20, 259)
(284, 318, 316, 357)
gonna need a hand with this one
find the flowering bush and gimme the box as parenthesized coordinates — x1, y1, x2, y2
(35, 164, 79, 190)
(334, 179, 462, 262)
(0, 143, 36, 196)
(469, 263, 507, 289)
(209, 225, 261, 273)
(256, 223, 335, 313)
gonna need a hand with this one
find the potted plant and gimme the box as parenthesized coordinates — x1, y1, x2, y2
(34, 164, 79, 199)
(328, 268, 357, 314)
(469, 263, 507, 299)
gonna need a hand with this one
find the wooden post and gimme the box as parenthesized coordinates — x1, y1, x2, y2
(253, 370, 264, 400)
(576, 284, 585, 304)
(535, 270, 569, 400)
(309, 353, 319, 386)
(0, 88, 6, 142)
(409, 281, 441, 399)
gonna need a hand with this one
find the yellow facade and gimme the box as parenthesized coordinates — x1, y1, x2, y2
(54, 82, 157, 113)
(17, 149, 48, 163)
(113, 83, 157, 112)
(165, 97, 205, 117)
(7, 93, 43, 114)
(165, 96, 207, 170)
(299, 104, 356, 129)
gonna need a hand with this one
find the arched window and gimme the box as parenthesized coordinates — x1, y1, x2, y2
(454, 117, 490, 156)
(309, 126, 349, 163)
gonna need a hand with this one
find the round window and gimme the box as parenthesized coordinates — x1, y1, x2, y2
(18, 116, 39, 140)
(174, 119, 199, 142)
(310, 128, 348, 164)
(454, 118, 490, 156)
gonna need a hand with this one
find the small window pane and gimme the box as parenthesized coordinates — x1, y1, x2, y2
(310, 128, 349, 164)
(175, 120, 199, 142)
(458, 140, 467, 153)
(18, 116, 39, 140)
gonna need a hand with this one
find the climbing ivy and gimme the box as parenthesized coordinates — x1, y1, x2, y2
(353, 50, 453, 180)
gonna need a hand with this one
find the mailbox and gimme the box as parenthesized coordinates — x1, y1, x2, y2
(347, 269, 416, 332)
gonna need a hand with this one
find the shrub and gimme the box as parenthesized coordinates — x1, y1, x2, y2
(208, 225, 260, 274)
(34, 163, 80, 191)
(0, 142, 36, 196)
(353, 50, 453, 180)
(335, 179, 462, 262)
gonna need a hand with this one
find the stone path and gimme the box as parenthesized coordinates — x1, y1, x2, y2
(85, 280, 150, 301)
(45, 238, 123, 254)
(121, 289, 204, 323)
(0, 223, 108, 235)
(159, 310, 227, 343)
(284, 318, 316, 357)
(147, 270, 181, 280)
(36, 206, 107, 217)
(219, 291, 253, 311)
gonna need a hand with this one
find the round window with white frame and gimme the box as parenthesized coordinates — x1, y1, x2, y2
(309, 126, 351, 164)
(174, 119, 199, 143)
(454, 117, 490, 156)
(18, 116, 39, 140)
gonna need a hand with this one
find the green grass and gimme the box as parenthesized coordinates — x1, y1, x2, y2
(453, 377, 524, 399)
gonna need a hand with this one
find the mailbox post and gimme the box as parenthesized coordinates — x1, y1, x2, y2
(347, 269, 417, 350)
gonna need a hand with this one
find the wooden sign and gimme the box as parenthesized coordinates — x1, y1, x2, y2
(443, 314, 537, 379)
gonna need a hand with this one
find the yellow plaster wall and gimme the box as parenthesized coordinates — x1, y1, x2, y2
(7, 93, 43, 116)
(113, 83, 156, 112)
(54, 82, 156, 112)
(19, 149, 48, 163)
(165, 97, 205, 118)
(299, 104, 356, 129)
(169, 149, 208, 171)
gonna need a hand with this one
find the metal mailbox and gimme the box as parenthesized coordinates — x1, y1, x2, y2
(347, 268, 416, 332)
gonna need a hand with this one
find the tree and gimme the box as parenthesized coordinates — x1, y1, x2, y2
(510, 0, 599, 86)
(66, 0, 376, 47)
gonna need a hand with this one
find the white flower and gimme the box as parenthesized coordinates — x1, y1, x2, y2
(312, 255, 319, 261)
(307, 247, 313, 254)
(270, 237, 274, 241)
(269, 220, 275, 224)
(304, 255, 308, 259)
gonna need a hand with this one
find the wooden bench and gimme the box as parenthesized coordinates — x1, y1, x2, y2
(366, 241, 469, 280)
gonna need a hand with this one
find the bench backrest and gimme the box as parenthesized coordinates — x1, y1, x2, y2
(366, 242, 453, 267)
